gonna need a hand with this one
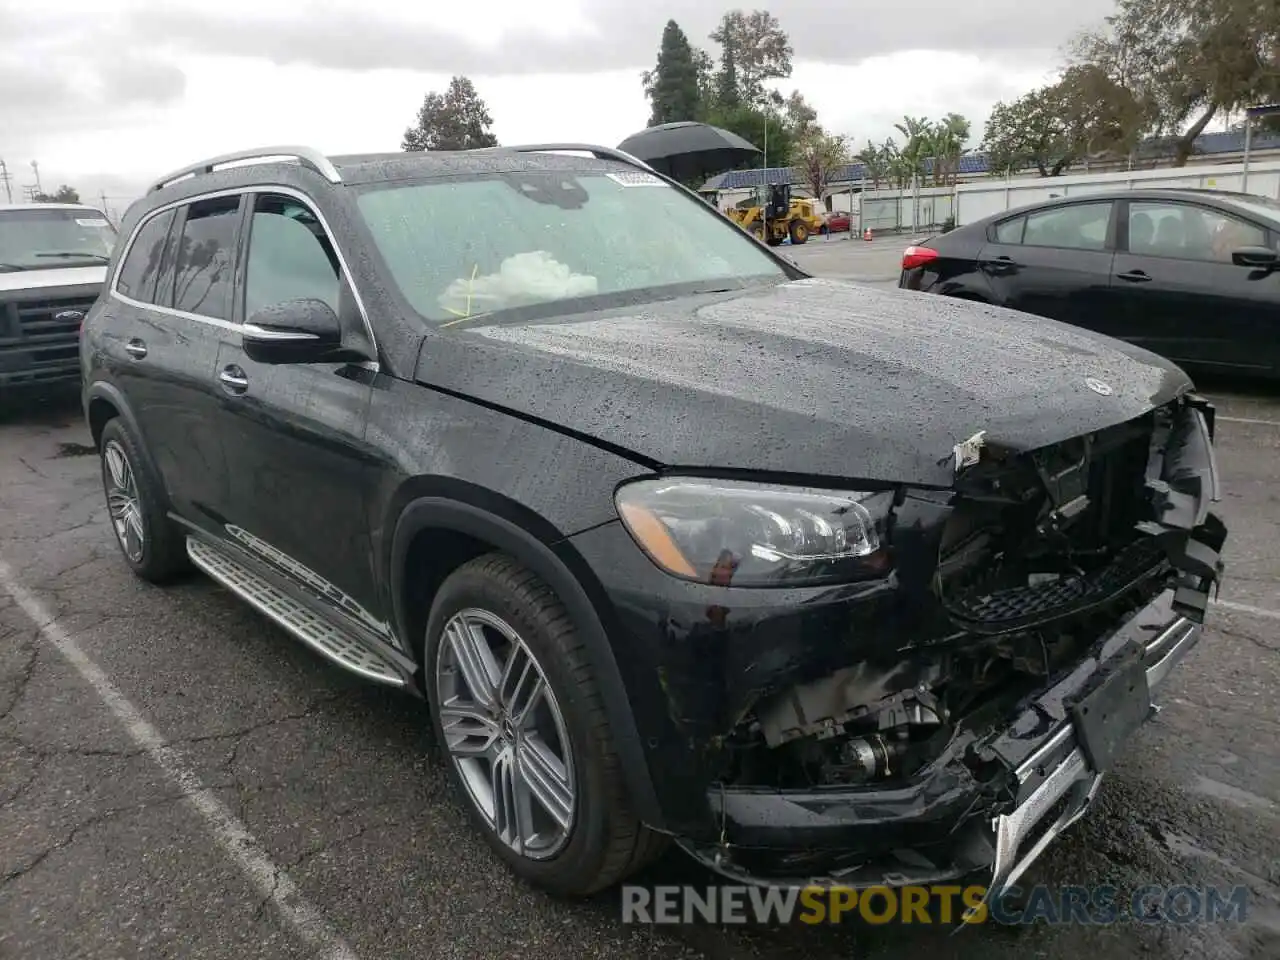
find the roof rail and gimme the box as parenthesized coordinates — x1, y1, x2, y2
(147, 145, 342, 194)
(471, 143, 657, 173)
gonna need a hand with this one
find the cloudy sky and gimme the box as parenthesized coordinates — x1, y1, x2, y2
(1, 0, 1120, 216)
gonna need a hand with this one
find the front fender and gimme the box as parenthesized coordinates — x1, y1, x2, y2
(388, 496, 665, 829)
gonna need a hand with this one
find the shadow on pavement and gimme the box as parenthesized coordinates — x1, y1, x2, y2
(0, 384, 83, 428)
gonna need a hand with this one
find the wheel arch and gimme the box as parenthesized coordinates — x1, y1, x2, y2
(388, 491, 665, 828)
(84, 380, 166, 489)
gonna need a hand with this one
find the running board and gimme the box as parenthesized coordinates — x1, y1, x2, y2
(187, 537, 405, 687)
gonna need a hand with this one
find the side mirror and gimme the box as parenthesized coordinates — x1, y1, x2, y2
(242, 298, 343, 364)
(1231, 246, 1279, 270)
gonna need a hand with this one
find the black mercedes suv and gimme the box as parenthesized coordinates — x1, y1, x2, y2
(82, 144, 1227, 903)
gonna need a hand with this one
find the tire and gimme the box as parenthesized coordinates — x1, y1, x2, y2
(789, 219, 809, 245)
(98, 418, 190, 583)
(423, 553, 666, 897)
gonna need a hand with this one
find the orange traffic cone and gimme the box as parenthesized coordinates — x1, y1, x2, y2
(863, 227, 873, 242)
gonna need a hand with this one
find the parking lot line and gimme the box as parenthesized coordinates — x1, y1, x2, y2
(0, 560, 360, 960)
(1211, 598, 1280, 621)
(1216, 416, 1280, 427)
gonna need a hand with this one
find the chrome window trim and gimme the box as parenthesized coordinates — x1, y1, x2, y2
(108, 183, 380, 372)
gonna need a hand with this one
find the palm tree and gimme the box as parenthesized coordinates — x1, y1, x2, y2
(855, 141, 892, 191)
(930, 113, 971, 186)
(893, 115, 933, 185)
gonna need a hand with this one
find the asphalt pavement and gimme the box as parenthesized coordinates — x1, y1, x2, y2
(2, 254, 1278, 960)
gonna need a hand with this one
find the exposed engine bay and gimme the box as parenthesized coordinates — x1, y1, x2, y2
(720, 399, 1223, 792)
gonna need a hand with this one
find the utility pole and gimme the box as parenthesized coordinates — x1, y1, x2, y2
(0, 158, 11, 203)
(30, 160, 42, 197)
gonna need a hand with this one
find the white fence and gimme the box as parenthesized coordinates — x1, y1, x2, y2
(857, 185, 956, 234)
(953, 160, 1280, 226)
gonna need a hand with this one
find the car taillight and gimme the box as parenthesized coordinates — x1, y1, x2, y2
(902, 246, 939, 270)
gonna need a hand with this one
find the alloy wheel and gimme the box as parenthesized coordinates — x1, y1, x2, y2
(434, 607, 576, 859)
(103, 440, 145, 563)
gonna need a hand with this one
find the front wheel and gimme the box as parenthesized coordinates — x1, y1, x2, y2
(424, 553, 665, 896)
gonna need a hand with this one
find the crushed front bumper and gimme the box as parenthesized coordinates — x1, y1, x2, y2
(678, 396, 1226, 898)
(679, 590, 1209, 893)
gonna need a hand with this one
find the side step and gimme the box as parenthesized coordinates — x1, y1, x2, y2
(187, 537, 405, 687)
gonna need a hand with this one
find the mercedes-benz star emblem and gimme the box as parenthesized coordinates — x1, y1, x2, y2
(1085, 377, 1113, 396)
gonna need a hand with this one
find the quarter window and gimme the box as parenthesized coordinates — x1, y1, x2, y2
(1128, 201, 1267, 263)
(1021, 202, 1112, 251)
(993, 217, 1025, 243)
(243, 195, 341, 320)
(169, 195, 242, 320)
(115, 210, 175, 303)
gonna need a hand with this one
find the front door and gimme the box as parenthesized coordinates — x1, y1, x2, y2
(211, 191, 387, 638)
(1112, 198, 1280, 373)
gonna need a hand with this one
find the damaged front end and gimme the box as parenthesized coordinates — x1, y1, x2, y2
(678, 393, 1226, 899)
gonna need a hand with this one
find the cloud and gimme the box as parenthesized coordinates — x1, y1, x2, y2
(113, 0, 1117, 77)
(0, 0, 1114, 209)
(0, 7, 187, 140)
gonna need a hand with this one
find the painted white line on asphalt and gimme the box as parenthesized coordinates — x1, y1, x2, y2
(1217, 416, 1280, 427)
(1211, 598, 1280, 622)
(0, 560, 359, 960)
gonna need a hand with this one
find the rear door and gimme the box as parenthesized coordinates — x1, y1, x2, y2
(107, 194, 243, 534)
(1111, 198, 1280, 373)
(977, 199, 1122, 333)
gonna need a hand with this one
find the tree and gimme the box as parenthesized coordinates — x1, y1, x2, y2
(783, 90, 818, 137)
(709, 10, 794, 108)
(982, 87, 1075, 176)
(704, 102, 795, 168)
(34, 185, 80, 203)
(1073, 0, 1280, 166)
(792, 127, 848, 202)
(929, 113, 971, 186)
(402, 76, 498, 152)
(982, 66, 1149, 177)
(693, 48, 718, 115)
(642, 21, 703, 126)
(892, 115, 934, 184)
(855, 142, 893, 190)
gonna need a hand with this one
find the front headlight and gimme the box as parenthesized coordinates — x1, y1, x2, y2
(614, 477, 894, 587)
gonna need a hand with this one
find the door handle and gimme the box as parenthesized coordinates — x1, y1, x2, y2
(124, 339, 147, 359)
(1116, 270, 1152, 283)
(982, 255, 1018, 270)
(218, 365, 249, 395)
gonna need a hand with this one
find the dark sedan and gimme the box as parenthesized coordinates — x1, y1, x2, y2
(899, 188, 1280, 377)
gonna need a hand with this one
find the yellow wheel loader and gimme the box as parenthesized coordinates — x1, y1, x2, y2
(727, 184, 824, 246)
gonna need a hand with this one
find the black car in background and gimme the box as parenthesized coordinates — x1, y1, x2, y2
(83, 145, 1225, 903)
(899, 188, 1280, 378)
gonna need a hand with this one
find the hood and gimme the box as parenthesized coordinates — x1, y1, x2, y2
(0, 264, 106, 293)
(416, 278, 1191, 487)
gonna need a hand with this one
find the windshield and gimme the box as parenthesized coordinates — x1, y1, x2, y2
(0, 208, 117, 271)
(354, 168, 788, 324)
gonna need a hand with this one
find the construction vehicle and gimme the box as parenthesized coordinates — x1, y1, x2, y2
(726, 183, 825, 246)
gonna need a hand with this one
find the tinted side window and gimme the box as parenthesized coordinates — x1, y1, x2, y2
(994, 217, 1025, 243)
(1128, 201, 1268, 263)
(170, 195, 242, 320)
(115, 209, 175, 303)
(1022, 202, 1112, 251)
(244, 195, 341, 320)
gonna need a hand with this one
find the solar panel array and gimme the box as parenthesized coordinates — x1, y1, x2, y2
(701, 129, 1280, 191)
